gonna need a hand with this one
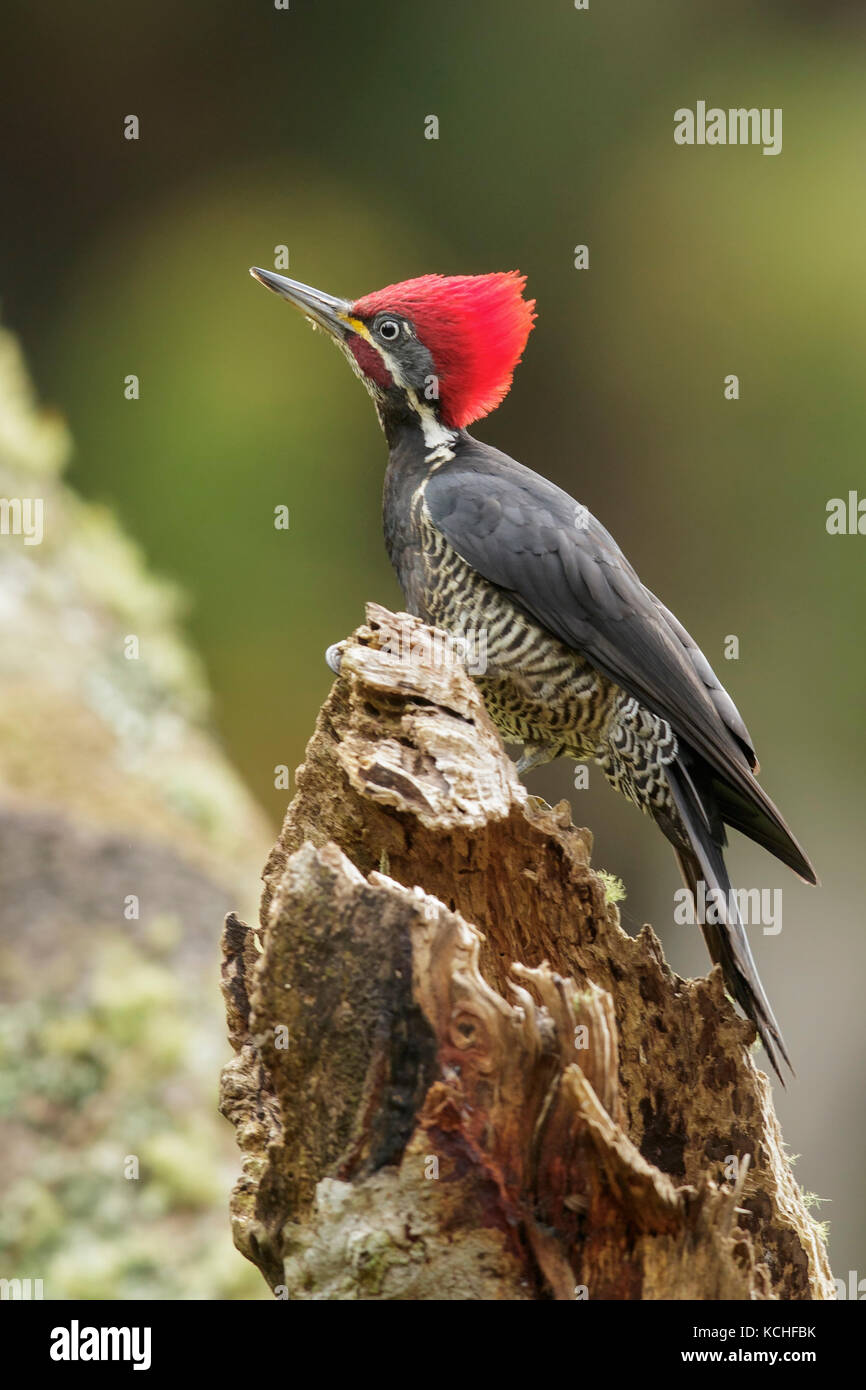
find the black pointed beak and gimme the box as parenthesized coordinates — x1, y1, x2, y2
(249, 268, 353, 340)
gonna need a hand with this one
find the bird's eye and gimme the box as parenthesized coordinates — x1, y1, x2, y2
(378, 319, 401, 342)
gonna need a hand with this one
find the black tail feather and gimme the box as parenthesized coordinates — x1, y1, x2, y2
(709, 774, 818, 886)
(667, 764, 793, 1084)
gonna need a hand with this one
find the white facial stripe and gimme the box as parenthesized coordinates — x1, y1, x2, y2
(380, 351, 457, 462)
(342, 317, 457, 463)
(405, 388, 456, 461)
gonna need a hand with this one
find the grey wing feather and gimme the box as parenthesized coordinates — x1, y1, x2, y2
(424, 449, 815, 882)
(645, 589, 758, 771)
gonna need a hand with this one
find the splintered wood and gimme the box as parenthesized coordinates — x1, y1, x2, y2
(220, 604, 833, 1301)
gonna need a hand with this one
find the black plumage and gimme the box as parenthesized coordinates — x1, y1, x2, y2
(386, 428, 816, 1080)
(250, 266, 816, 1084)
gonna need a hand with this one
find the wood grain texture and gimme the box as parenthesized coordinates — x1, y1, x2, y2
(220, 603, 833, 1301)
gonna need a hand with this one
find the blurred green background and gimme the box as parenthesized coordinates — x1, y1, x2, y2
(1, 0, 863, 1292)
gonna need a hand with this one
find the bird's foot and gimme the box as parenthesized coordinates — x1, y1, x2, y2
(325, 641, 346, 674)
(514, 742, 556, 776)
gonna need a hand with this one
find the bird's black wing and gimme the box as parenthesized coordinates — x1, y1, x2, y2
(425, 445, 816, 883)
(643, 588, 756, 769)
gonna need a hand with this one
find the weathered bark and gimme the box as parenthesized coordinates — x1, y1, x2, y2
(220, 603, 833, 1301)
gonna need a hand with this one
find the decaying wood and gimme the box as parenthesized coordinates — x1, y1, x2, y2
(219, 603, 833, 1301)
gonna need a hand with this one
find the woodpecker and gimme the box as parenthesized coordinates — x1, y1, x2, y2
(251, 265, 816, 1081)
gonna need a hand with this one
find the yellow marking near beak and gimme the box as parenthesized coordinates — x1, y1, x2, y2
(339, 314, 373, 341)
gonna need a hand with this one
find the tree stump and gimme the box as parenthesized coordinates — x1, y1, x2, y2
(219, 603, 833, 1300)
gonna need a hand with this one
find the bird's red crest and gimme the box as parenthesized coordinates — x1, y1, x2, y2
(352, 272, 536, 428)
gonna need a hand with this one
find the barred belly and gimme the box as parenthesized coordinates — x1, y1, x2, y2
(418, 512, 679, 819)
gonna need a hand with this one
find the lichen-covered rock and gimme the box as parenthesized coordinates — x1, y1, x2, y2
(0, 322, 271, 1299)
